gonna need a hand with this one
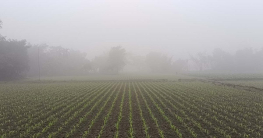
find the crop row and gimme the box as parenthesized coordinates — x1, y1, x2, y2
(1, 81, 263, 138)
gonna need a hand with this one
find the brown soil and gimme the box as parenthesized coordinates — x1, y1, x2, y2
(83, 84, 122, 138)
(57, 84, 117, 138)
(130, 82, 146, 138)
(99, 84, 125, 138)
(117, 83, 130, 138)
(134, 83, 166, 138)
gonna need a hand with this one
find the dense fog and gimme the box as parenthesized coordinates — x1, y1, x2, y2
(1, 1, 263, 80)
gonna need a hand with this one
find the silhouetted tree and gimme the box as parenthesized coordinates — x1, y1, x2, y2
(0, 39, 29, 80)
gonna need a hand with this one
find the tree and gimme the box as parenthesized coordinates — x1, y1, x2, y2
(106, 46, 126, 74)
(234, 48, 257, 73)
(91, 55, 108, 73)
(83, 60, 92, 73)
(190, 52, 211, 71)
(90, 46, 126, 74)
(211, 48, 234, 72)
(0, 20, 4, 40)
(172, 59, 188, 73)
(145, 52, 173, 73)
(27, 45, 89, 76)
(0, 20, 2, 28)
(0, 39, 29, 80)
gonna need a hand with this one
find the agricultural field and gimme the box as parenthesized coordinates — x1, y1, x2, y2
(1, 78, 263, 138)
(220, 80, 263, 89)
(190, 73, 263, 89)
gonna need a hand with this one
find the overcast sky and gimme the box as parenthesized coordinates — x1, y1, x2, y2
(1, 0, 263, 59)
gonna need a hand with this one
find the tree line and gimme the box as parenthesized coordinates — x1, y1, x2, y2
(191, 48, 263, 73)
(1, 19, 263, 80)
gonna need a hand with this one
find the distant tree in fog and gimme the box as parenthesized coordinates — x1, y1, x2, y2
(107, 46, 126, 74)
(27, 45, 88, 76)
(145, 52, 172, 73)
(83, 60, 93, 72)
(190, 52, 211, 71)
(123, 53, 189, 74)
(90, 46, 126, 74)
(255, 48, 263, 71)
(0, 20, 4, 39)
(0, 20, 2, 28)
(234, 48, 258, 73)
(191, 48, 263, 73)
(172, 59, 188, 73)
(0, 39, 29, 80)
(211, 48, 235, 72)
(0, 21, 2, 29)
(124, 54, 148, 73)
(0, 20, 29, 80)
(91, 55, 107, 73)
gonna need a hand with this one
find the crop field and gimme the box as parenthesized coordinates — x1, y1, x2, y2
(1, 80, 263, 138)
(220, 80, 263, 89)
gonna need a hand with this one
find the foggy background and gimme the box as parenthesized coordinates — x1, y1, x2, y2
(1, 0, 263, 80)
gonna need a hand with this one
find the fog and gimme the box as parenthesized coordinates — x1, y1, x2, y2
(1, 0, 263, 80)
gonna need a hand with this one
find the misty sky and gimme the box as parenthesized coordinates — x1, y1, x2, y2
(1, 0, 263, 59)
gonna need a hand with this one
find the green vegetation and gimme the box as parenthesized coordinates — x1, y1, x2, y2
(1, 78, 263, 138)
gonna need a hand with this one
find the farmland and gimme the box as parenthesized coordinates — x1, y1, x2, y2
(1, 77, 263, 138)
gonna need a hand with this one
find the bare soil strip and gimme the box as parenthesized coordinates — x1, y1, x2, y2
(117, 82, 130, 138)
(99, 83, 125, 138)
(130, 82, 145, 138)
(83, 82, 122, 138)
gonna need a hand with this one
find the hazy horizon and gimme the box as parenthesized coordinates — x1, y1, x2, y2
(1, 0, 263, 59)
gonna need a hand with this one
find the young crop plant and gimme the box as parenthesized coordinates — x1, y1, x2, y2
(135, 82, 165, 138)
(9, 83, 105, 138)
(47, 82, 113, 137)
(63, 82, 118, 137)
(156, 82, 223, 137)
(128, 82, 134, 138)
(164, 82, 261, 137)
(97, 82, 124, 138)
(139, 82, 183, 138)
(114, 83, 126, 138)
(132, 82, 150, 138)
(145, 82, 200, 137)
(2, 77, 263, 138)
(82, 82, 122, 137)
(32, 84, 110, 138)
